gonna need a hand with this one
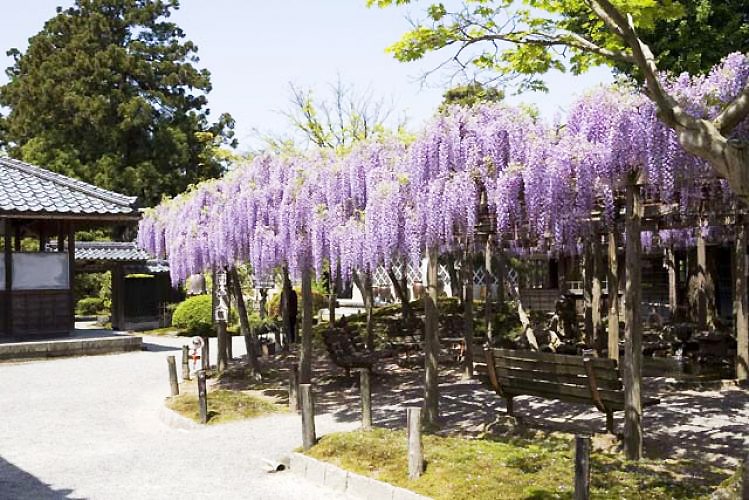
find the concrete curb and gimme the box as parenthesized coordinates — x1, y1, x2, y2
(0, 335, 143, 361)
(158, 404, 200, 430)
(289, 452, 431, 500)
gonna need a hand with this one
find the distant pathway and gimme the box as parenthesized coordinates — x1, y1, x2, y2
(0, 334, 356, 500)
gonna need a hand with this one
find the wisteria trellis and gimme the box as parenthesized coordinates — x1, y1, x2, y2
(138, 53, 749, 285)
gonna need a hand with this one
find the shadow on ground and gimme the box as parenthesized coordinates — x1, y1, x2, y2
(0, 456, 80, 500)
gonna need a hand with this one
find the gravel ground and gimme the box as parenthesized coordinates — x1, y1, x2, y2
(0, 332, 357, 500)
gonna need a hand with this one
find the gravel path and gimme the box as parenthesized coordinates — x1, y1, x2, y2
(0, 333, 357, 500)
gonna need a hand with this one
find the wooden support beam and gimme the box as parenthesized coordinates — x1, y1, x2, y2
(300, 267, 313, 384)
(696, 228, 708, 329)
(67, 222, 75, 331)
(592, 234, 603, 349)
(484, 238, 494, 342)
(665, 247, 678, 317)
(462, 246, 474, 379)
(407, 407, 424, 480)
(423, 246, 440, 425)
(624, 174, 643, 461)
(607, 232, 619, 362)
(583, 240, 594, 346)
(4, 220, 12, 337)
(736, 220, 748, 382)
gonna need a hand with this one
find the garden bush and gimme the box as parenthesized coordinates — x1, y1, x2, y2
(75, 297, 108, 316)
(172, 295, 213, 336)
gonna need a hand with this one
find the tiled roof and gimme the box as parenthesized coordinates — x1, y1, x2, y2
(75, 241, 151, 262)
(0, 157, 139, 218)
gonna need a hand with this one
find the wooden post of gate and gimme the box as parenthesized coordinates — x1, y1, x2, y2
(197, 370, 208, 424)
(300, 384, 316, 450)
(289, 364, 299, 412)
(574, 435, 591, 500)
(407, 407, 423, 480)
(181, 345, 190, 381)
(360, 368, 372, 430)
(167, 355, 179, 396)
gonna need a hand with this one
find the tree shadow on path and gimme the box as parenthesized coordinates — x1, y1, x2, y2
(0, 456, 81, 499)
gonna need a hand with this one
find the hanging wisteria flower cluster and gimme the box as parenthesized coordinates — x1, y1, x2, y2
(138, 53, 749, 285)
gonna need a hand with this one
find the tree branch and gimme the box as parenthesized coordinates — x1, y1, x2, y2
(714, 83, 749, 135)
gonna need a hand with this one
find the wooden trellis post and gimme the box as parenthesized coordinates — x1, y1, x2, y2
(624, 171, 644, 460)
(300, 267, 313, 384)
(607, 231, 619, 362)
(463, 245, 474, 379)
(665, 246, 678, 316)
(696, 227, 708, 329)
(736, 217, 748, 382)
(424, 246, 440, 425)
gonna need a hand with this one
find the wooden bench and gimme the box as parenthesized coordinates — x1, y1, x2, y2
(322, 329, 379, 377)
(484, 348, 659, 433)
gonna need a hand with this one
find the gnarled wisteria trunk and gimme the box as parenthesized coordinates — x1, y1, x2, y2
(736, 219, 748, 381)
(229, 267, 261, 378)
(300, 268, 313, 384)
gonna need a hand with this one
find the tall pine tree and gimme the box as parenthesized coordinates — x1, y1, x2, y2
(0, 0, 236, 206)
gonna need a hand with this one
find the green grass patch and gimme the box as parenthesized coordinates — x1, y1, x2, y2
(306, 429, 729, 499)
(166, 389, 285, 424)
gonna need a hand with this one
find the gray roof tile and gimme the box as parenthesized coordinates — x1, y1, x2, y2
(75, 241, 151, 262)
(0, 157, 138, 217)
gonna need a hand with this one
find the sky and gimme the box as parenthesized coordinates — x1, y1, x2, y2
(0, 0, 614, 153)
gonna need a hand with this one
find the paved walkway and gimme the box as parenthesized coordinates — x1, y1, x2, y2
(0, 335, 357, 500)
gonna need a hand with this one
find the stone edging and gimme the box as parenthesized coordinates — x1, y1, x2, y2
(158, 404, 200, 430)
(289, 452, 431, 500)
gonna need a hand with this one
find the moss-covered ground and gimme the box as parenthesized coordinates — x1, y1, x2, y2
(166, 389, 285, 424)
(306, 428, 730, 500)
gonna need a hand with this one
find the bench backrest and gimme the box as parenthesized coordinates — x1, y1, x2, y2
(485, 348, 624, 409)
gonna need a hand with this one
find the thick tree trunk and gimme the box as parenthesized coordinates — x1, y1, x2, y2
(462, 247, 474, 379)
(364, 270, 374, 351)
(506, 281, 539, 350)
(607, 231, 620, 362)
(387, 266, 411, 320)
(299, 268, 313, 384)
(229, 267, 261, 377)
(259, 289, 267, 320)
(624, 174, 643, 461)
(423, 247, 440, 425)
(736, 220, 749, 381)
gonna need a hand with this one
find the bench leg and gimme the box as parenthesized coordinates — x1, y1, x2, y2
(606, 412, 614, 434)
(506, 397, 514, 417)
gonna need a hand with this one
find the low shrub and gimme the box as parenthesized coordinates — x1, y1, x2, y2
(76, 297, 107, 316)
(172, 295, 213, 336)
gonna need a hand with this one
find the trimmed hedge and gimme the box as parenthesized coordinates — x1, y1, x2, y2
(76, 297, 108, 316)
(172, 295, 213, 336)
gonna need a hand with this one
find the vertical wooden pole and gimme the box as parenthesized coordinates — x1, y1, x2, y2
(697, 227, 708, 329)
(624, 174, 643, 460)
(201, 336, 209, 371)
(364, 269, 374, 351)
(67, 222, 75, 331)
(181, 345, 190, 381)
(3, 220, 12, 337)
(735, 221, 748, 381)
(281, 266, 291, 350)
(607, 232, 620, 362)
(592, 234, 603, 348)
(424, 247, 440, 425)
(217, 319, 228, 373)
(407, 407, 424, 480)
(582, 240, 594, 345)
(167, 355, 179, 396)
(462, 246, 474, 379)
(38, 222, 46, 252)
(289, 364, 299, 412)
(57, 221, 64, 252)
(574, 435, 591, 500)
(300, 267, 313, 384)
(360, 368, 372, 430)
(300, 383, 316, 450)
(229, 267, 260, 375)
(665, 247, 678, 316)
(741, 452, 749, 500)
(484, 238, 494, 342)
(197, 370, 208, 424)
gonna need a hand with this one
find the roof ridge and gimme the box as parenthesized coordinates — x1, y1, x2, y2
(0, 157, 138, 208)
